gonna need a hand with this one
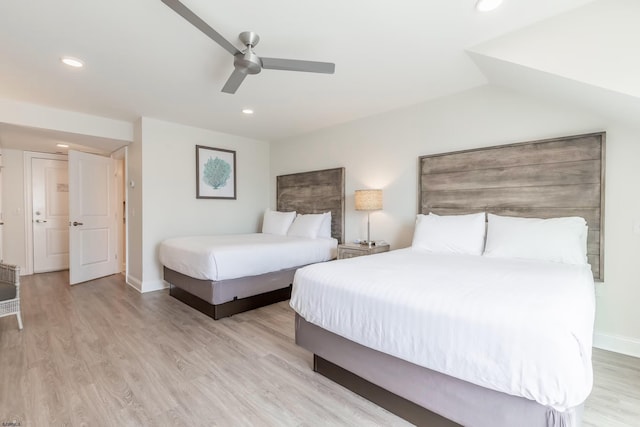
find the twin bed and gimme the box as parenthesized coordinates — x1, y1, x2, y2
(160, 167, 345, 319)
(292, 133, 604, 427)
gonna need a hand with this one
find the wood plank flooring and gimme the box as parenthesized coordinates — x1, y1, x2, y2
(1, 272, 639, 426)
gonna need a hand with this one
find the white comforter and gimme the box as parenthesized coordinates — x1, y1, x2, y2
(290, 248, 595, 411)
(159, 233, 337, 281)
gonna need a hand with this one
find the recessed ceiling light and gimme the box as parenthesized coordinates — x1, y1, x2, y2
(242, 109, 254, 115)
(60, 56, 84, 68)
(56, 143, 69, 148)
(476, 0, 503, 12)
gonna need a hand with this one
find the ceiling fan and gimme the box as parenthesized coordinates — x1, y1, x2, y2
(161, 0, 336, 94)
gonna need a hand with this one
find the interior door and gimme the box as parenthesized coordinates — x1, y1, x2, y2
(32, 158, 69, 272)
(68, 150, 118, 285)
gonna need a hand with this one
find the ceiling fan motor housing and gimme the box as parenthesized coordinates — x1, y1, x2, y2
(234, 49, 262, 74)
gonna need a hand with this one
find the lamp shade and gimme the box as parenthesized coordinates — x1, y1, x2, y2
(355, 189, 383, 211)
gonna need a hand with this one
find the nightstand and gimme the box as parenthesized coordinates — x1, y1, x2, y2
(337, 243, 390, 260)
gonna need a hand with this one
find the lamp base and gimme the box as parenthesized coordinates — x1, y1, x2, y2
(360, 240, 376, 247)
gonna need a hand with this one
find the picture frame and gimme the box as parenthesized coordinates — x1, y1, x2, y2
(196, 145, 237, 199)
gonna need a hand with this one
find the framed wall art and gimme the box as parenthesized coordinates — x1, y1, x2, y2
(196, 145, 236, 199)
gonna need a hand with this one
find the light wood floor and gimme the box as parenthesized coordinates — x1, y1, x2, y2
(1, 272, 639, 426)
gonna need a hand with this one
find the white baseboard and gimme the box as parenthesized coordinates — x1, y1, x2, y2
(125, 276, 168, 293)
(126, 275, 143, 292)
(140, 279, 169, 293)
(593, 332, 640, 358)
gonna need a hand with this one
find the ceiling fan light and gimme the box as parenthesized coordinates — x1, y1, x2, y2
(476, 0, 503, 12)
(242, 109, 254, 115)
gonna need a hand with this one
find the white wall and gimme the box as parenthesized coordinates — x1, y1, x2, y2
(126, 119, 144, 288)
(129, 118, 270, 292)
(270, 85, 640, 357)
(1, 149, 27, 270)
(0, 98, 133, 141)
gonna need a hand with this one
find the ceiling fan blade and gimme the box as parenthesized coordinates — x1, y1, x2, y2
(260, 57, 335, 74)
(161, 0, 241, 56)
(221, 69, 247, 94)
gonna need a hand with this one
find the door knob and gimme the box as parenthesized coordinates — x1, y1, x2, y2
(35, 219, 48, 223)
(72, 221, 84, 226)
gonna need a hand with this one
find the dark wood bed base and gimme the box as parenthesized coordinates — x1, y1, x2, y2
(164, 265, 297, 320)
(313, 355, 460, 427)
(169, 283, 292, 320)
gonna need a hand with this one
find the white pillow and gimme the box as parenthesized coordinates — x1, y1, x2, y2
(412, 212, 486, 255)
(262, 209, 296, 235)
(317, 212, 332, 238)
(287, 213, 326, 239)
(483, 214, 588, 265)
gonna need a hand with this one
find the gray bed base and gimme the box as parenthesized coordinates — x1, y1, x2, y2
(164, 267, 296, 320)
(295, 314, 584, 427)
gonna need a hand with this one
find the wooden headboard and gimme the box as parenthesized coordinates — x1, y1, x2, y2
(419, 132, 606, 280)
(276, 167, 345, 243)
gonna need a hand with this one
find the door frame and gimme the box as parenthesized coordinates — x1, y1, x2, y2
(24, 151, 67, 276)
(24, 149, 128, 278)
(111, 146, 128, 279)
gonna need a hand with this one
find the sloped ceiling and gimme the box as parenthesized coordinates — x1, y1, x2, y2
(468, 0, 640, 130)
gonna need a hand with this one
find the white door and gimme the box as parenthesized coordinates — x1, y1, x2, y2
(68, 150, 118, 285)
(32, 158, 69, 272)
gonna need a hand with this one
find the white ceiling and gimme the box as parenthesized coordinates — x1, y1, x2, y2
(0, 0, 601, 152)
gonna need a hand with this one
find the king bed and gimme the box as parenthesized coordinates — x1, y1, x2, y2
(161, 167, 345, 320)
(291, 133, 605, 427)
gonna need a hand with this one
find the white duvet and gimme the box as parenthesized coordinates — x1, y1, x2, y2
(159, 233, 337, 281)
(290, 248, 595, 411)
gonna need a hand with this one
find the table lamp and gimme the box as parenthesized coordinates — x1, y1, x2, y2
(355, 189, 383, 247)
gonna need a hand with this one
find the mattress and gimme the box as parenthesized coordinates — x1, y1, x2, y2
(290, 248, 595, 411)
(159, 233, 337, 281)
